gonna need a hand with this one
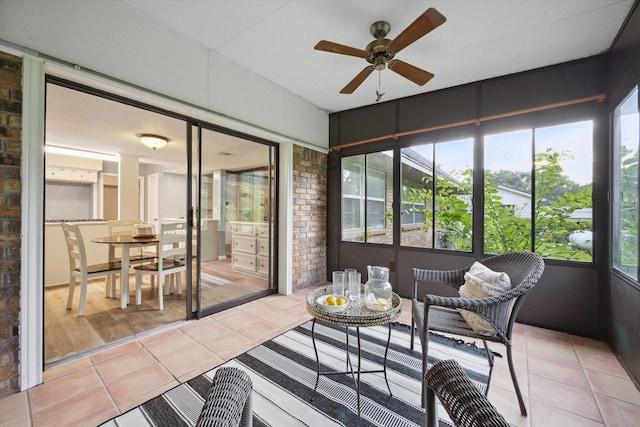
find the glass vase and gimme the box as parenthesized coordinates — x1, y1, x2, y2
(364, 265, 392, 311)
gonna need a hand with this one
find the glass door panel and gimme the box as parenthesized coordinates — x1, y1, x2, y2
(194, 126, 277, 316)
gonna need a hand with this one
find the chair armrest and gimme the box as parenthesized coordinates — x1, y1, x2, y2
(424, 293, 507, 309)
(412, 267, 468, 299)
(196, 367, 253, 427)
(425, 359, 509, 427)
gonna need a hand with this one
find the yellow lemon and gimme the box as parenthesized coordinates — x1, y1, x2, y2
(377, 298, 388, 307)
(326, 295, 336, 304)
(336, 297, 346, 306)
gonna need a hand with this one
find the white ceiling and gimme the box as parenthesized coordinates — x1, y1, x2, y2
(45, 1, 635, 170)
(121, 0, 634, 113)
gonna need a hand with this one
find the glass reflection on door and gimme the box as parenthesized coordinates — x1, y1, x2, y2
(192, 126, 276, 316)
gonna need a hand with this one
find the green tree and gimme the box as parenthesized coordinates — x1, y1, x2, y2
(403, 148, 593, 261)
(618, 146, 638, 271)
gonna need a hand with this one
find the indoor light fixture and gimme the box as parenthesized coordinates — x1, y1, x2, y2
(136, 133, 170, 150)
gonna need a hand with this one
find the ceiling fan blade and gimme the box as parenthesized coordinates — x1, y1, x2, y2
(388, 8, 446, 53)
(314, 40, 368, 58)
(388, 59, 434, 86)
(340, 66, 375, 94)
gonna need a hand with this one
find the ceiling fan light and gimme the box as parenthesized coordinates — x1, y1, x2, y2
(136, 133, 169, 150)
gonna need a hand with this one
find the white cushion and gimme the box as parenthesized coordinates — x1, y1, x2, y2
(458, 262, 511, 336)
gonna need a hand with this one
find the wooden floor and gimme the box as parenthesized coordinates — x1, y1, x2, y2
(44, 257, 270, 364)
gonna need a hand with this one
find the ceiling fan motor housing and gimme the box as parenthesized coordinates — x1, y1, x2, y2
(366, 38, 394, 70)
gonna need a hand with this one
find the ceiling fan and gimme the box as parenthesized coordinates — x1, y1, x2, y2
(314, 8, 446, 94)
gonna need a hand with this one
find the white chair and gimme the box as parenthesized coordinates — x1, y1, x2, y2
(62, 222, 121, 317)
(134, 222, 187, 310)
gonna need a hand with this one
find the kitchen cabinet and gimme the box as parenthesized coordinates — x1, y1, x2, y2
(230, 221, 271, 278)
(46, 167, 97, 183)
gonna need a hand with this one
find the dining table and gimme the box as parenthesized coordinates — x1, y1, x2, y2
(92, 234, 159, 309)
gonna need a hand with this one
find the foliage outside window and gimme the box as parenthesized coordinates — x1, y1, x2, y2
(612, 86, 639, 279)
(400, 138, 474, 251)
(342, 118, 595, 263)
(342, 151, 393, 244)
(484, 121, 594, 262)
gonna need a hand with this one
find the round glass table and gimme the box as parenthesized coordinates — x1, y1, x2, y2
(306, 285, 402, 416)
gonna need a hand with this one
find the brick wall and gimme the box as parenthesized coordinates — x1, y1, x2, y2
(0, 52, 22, 398)
(291, 145, 327, 292)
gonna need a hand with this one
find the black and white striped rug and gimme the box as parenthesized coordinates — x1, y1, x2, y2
(101, 321, 491, 427)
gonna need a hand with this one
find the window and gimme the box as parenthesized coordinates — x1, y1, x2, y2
(612, 86, 639, 279)
(400, 138, 473, 250)
(340, 113, 596, 264)
(483, 120, 594, 262)
(342, 151, 393, 244)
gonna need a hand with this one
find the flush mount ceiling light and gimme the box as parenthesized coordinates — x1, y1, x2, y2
(136, 133, 170, 150)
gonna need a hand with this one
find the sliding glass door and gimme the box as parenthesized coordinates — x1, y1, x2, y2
(192, 125, 277, 317)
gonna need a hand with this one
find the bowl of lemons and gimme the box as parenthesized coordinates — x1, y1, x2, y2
(317, 294, 349, 313)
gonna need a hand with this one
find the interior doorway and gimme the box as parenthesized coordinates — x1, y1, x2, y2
(43, 78, 279, 365)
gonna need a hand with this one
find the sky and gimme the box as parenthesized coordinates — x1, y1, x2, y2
(409, 120, 598, 186)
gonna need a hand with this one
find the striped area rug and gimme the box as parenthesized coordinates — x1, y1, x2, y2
(101, 321, 491, 427)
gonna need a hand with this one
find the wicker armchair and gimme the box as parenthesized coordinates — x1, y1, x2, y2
(411, 252, 545, 416)
(425, 359, 509, 427)
(196, 367, 253, 427)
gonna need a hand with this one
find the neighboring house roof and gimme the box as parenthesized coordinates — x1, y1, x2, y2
(401, 148, 457, 183)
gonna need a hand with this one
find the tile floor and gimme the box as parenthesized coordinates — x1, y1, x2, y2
(1, 289, 639, 427)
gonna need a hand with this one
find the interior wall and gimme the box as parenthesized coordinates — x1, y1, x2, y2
(607, 1, 640, 387)
(328, 56, 608, 339)
(0, 0, 328, 149)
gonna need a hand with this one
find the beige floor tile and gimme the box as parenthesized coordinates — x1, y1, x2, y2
(202, 331, 254, 359)
(31, 386, 115, 427)
(584, 368, 640, 405)
(526, 325, 573, 345)
(261, 295, 301, 310)
(138, 327, 182, 346)
(184, 321, 235, 344)
(530, 399, 604, 427)
(106, 364, 176, 408)
(595, 393, 640, 426)
(527, 338, 580, 366)
(28, 367, 102, 414)
(7, 294, 639, 427)
(144, 333, 220, 378)
(240, 303, 280, 318)
(490, 362, 529, 395)
(577, 349, 629, 378)
(89, 341, 142, 365)
(262, 310, 305, 328)
(234, 319, 282, 341)
(42, 356, 92, 382)
(487, 384, 530, 427)
(217, 311, 261, 330)
(571, 334, 612, 355)
(0, 391, 30, 426)
(94, 347, 157, 384)
(528, 374, 602, 422)
(527, 352, 589, 389)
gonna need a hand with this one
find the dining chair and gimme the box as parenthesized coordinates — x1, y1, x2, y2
(411, 252, 545, 415)
(62, 222, 122, 317)
(134, 222, 187, 310)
